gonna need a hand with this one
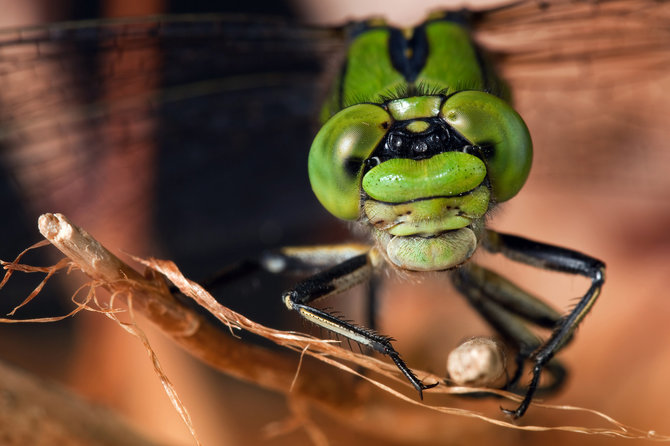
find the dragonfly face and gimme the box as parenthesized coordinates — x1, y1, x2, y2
(308, 16, 532, 271)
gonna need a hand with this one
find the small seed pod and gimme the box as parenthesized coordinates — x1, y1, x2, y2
(447, 337, 506, 387)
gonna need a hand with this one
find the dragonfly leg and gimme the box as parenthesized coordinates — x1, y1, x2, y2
(451, 263, 567, 395)
(282, 252, 437, 398)
(366, 276, 380, 333)
(199, 243, 372, 290)
(482, 230, 605, 419)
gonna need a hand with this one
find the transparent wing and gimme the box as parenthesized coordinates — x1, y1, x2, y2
(473, 0, 670, 201)
(0, 15, 348, 270)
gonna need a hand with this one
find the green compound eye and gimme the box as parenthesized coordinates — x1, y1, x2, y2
(440, 91, 532, 202)
(308, 104, 392, 220)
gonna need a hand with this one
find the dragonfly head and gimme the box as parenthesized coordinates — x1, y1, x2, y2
(308, 92, 532, 271)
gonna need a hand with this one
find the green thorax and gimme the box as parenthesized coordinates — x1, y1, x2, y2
(320, 14, 506, 121)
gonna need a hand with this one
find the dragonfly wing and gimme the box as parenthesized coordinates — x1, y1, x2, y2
(472, 0, 670, 201)
(0, 16, 348, 266)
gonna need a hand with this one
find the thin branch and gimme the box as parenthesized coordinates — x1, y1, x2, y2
(37, 213, 360, 409)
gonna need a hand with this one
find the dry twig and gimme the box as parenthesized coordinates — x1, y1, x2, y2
(1, 212, 667, 443)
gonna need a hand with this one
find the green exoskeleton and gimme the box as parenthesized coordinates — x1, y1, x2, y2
(236, 12, 605, 418)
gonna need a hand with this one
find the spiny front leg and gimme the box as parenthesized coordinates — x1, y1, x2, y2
(282, 253, 437, 398)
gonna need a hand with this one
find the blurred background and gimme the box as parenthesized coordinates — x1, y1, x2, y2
(0, 0, 668, 444)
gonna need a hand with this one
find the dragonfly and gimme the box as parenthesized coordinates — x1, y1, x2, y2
(0, 0, 669, 424)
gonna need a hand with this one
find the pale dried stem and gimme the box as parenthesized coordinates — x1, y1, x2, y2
(37, 213, 359, 410)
